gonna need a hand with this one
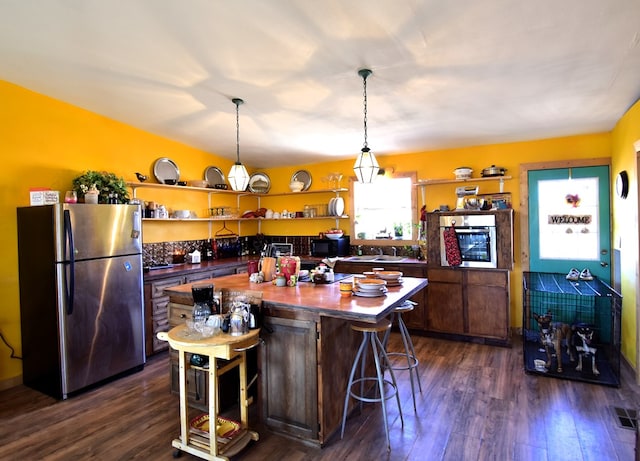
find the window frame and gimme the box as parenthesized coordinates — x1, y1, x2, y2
(348, 170, 418, 247)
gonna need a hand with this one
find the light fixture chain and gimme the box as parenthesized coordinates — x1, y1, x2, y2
(236, 102, 241, 163)
(362, 74, 368, 149)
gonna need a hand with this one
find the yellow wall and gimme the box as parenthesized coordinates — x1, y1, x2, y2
(611, 99, 640, 365)
(0, 79, 627, 386)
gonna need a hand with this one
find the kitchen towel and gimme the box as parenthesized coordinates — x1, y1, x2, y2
(443, 225, 462, 267)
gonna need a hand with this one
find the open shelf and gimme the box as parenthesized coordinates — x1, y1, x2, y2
(415, 176, 512, 186)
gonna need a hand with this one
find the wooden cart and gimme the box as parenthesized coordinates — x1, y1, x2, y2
(158, 325, 260, 460)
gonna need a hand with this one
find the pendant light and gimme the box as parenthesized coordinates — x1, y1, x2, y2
(228, 98, 250, 191)
(353, 68, 380, 183)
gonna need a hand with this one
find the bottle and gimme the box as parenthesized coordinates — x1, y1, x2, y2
(84, 185, 99, 204)
(202, 240, 213, 261)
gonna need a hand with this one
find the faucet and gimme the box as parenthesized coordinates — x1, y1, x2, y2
(391, 246, 397, 257)
(371, 247, 383, 256)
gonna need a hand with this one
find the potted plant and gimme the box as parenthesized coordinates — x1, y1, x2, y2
(72, 170, 130, 204)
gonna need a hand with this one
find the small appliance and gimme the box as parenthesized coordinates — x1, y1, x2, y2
(266, 243, 293, 258)
(311, 236, 350, 257)
(455, 185, 479, 210)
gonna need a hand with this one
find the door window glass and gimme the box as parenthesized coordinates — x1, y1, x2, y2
(537, 177, 600, 261)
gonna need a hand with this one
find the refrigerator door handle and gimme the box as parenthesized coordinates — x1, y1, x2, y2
(63, 209, 75, 315)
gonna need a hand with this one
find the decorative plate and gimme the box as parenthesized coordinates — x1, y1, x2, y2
(190, 414, 241, 439)
(248, 172, 271, 193)
(153, 158, 180, 183)
(291, 170, 312, 191)
(204, 166, 226, 187)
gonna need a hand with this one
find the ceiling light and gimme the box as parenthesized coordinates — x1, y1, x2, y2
(353, 68, 379, 183)
(228, 98, 250, 192)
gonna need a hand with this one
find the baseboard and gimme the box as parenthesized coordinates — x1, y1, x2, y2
(0, 374, 22, 391)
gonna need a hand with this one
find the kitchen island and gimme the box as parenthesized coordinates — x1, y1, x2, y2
(164, 272, 428, 446)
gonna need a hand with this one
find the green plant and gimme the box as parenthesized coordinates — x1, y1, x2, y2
(72, 170, 130, 204)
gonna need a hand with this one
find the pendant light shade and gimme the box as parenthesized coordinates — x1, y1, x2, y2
(353, 68, 379, 183)
(228, 98, 250, 191)
(354, 147, 380, 184)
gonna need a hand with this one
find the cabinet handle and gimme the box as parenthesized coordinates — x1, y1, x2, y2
(179, 313, 187, 318)
(233, 339, 263, 352)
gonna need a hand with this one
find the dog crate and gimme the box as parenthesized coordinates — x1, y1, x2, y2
(523, 271, 622, 387)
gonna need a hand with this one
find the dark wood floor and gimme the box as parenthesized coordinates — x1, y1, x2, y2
(1, 333, 638, 460)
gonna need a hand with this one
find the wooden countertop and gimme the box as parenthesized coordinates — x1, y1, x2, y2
(164, 272, 428, 323)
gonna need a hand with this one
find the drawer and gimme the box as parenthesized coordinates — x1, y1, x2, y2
(466, 270, 508, 287)
(427, 268, 463, 283)
(168, 302, 192, 326)
(185, 271, 214, 283)
(151, 295, 170, 315)
(150, 276, 184, 298)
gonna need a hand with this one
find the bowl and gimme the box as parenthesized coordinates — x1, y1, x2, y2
(164, 179, 177, 185)
(173, 209, 191, 219)
(375, 270, 403, 280)
(289, 181, 305, 192)
(325, 232, 343, 240)
(189, 179, 209, 188)
(453, 167, 473, 179)
(177, 181, 187, 186)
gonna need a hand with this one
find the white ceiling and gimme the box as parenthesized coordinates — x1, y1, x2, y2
(1, 1, 639, 168)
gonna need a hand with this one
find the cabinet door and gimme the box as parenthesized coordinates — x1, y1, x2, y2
(426, 269, 464, 334)
(466, 270, 509, 340)
(261, 316, 318, 441)
(426, 281, 464, 334)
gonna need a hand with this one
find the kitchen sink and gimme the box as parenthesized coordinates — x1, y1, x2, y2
(344, 255, 378, 261)
(344, 255, 407, 262)
(373, 255, 407, 262)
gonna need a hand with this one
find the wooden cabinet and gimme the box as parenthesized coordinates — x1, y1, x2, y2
(333, 261, 428, 330)
(426, 268, 510, 346)
(425, 209, 514, 270)
(259, 307, 362, 446)
(425, 269, 464, 334)
(166, 301, 252, 412)
(145, 276, 184, 355)
(260, 315, 319, 441)
(144, 263, 246, 356)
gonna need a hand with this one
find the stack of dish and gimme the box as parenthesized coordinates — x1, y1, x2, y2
(374, 270, 403, 287)
(353, 278, 387, 297)
(328, 197, 345, 216)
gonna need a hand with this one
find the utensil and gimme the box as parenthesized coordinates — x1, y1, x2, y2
(481, 165, 507, 177)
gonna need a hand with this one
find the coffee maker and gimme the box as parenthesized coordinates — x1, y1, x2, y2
(455, 185, 479, 210)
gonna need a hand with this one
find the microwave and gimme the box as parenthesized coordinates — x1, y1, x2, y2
(439, 214, 497, 268)
(311, 236, 350, 257)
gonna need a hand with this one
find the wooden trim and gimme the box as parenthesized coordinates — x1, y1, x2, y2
(518, 157, 611, 271)
(0, 374, 23, 391)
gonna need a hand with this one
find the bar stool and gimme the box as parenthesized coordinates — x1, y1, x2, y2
(382, 300, 422, 412)
(341, 318, 404, 451)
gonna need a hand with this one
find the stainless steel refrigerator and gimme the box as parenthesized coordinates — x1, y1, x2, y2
(17, 204, 145, 399)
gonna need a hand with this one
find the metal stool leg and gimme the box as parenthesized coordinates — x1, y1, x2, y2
(341, 332, 368, 439)
(382, 303, 422, 412)
(341, 320, 403, 451)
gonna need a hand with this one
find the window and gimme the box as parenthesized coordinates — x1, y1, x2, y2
(349, 171, 418, 246)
